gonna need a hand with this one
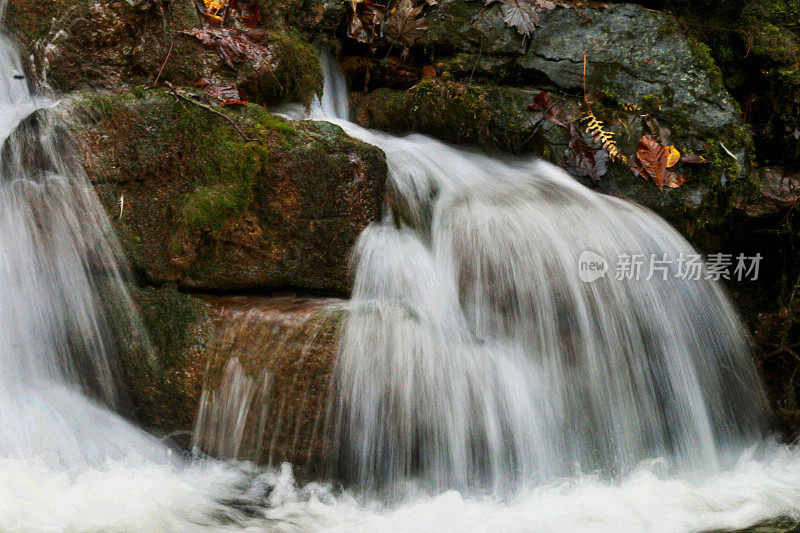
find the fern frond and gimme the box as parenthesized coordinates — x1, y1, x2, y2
(581, 111, 627, 163)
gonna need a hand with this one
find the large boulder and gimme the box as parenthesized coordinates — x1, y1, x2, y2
(420, 3, 741, 138)
(6, 0, 324, 106)
(347, 2, 754, 238)
(119, 287, 342, 470)
(65, 89, 386, 294)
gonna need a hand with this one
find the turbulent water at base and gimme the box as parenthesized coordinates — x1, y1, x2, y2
(5, 3, 800, 523)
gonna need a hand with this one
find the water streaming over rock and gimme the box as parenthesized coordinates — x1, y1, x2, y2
(0, 15, 321, 531)
(0, 17, 163, 466)
(305, 53, 769, 494)
(3, 8, 800, 524)
(192, 297, 344, 466)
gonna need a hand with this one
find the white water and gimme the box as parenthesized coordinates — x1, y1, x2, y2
(3, 9, 800, 527)
(312, 53, 766, 492)
(0, 19, 317, 532)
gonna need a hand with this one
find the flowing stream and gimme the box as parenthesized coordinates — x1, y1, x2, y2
(4, 7, 800, 528)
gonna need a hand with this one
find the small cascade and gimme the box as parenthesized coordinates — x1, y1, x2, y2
(306, 53, 769, 493)
(0, 18, 167, 466)
(193, 357, 272, 459)
(192, 297, 345, 467)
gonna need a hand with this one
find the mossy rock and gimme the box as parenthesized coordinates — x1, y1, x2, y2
(194, 296, 345, 470)
(62, 88, 386, 294)
(116, 286, 343, 468)
(7, 0, 323, 106)
(117, 286, 214, 443)
(353, 80, 548, 153)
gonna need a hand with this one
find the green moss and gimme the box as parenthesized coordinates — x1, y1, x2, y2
(642, 93, 666, 113)
(123, 286, 212, 439)
(240, 30, 324, 107)
(405, 79, 532, 151)
(179, 182, 252, 230)
(687, 38, 725, 90)
(73, 89, 301, 232)
(696, 124, 756, 207)
(133, 286, 208, 365)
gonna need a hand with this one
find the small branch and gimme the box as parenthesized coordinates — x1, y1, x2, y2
(153, 37, 175, 88)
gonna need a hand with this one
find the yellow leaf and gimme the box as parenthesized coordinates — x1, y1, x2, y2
(665, 145, 681, 168)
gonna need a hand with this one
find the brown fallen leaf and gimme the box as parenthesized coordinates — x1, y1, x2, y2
(487, 0, 557, 37)
(528, 90, 566, 127)
(181, 28, 274, 70)
(680, 153, 707, 164)
(632, 134, 685, 191)
(196, 78, 241, 101)
(565, 122, 609, 182)
(384, 0, 428, 47)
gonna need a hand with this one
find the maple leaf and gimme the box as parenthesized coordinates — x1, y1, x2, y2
(487, 0, 557, 37)
(348, 2, 384, 45)
(528, 90, 566, 127)
(384, 0, 428, 47)
(631, 134, 685, 191)
(565, 123, 609, 183)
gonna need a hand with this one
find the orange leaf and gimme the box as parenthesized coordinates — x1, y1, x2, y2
(665, 145, 681, 168)
(635, 135, 685, 191)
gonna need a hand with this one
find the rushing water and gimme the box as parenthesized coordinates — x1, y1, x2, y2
(4, 7, 800, 527)
(313, 54, 766, 493)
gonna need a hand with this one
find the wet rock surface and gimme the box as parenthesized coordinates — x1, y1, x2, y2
(7, 0, 800, 447)
(348, 1, 754, 237)
(66, 90, 386, 294)
(120, 288, 341, 468)
(421, 2, 739, 138)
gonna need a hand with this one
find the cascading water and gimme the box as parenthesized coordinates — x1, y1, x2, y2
(0, 14, 324, 532)
(311, 54, 767, 493)
(5, 0, 800, 520)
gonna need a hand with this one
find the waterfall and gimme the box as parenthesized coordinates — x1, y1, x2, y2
(308, 53, 768, 492)
(0, 19, 167, 466)
(0, 14, 308, 532)
(2, 0, 800, 520)
(192, 297, 344, 466)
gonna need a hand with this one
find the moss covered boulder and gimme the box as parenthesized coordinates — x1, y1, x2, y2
(420, 3, 740, 135)
(6, 0, 323, 106)
(65, 89, 386, 294)
(353, 81, 542, 153)
(118, 286, 215, 443)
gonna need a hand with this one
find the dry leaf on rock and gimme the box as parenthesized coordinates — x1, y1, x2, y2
(384, 0, 428, 46)
(528, 91, 566, 127)
(632, 134, 685, 191)
(486, 0, 558, 37)
(566, 123, 609, 182)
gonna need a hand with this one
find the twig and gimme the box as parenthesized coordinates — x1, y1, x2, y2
(153, 37, 175, 88)
(523, 96, 565, 146)
(469, 36, 484, 84)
